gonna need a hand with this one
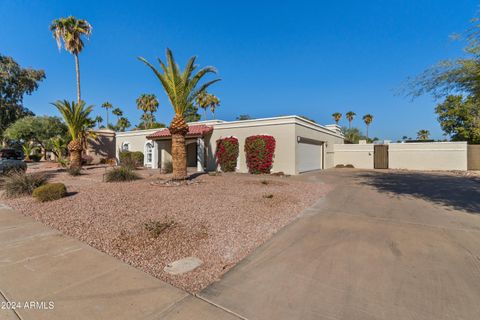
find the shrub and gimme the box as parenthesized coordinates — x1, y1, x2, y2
(215, 137, 239, 172)
(244, 135, 276, 174)
(119, 151, 144, 169)
(67, 166, 82, 176)
(162, 160, 173, 173)
(32, 183, 67, 202)
(81, 154, 94, 165)
(3, 171, 48, 198)
(144, 220, 174, 238)
(30, 154, 42, 162)
(105, 166, 140, 182)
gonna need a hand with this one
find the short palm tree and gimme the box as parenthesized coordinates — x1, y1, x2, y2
(417, 129, 430, 140)
(22, 142, 37, 161)
(362, 114, 374, 139)
(101, 102, 113, 127)
(346, 111, 356, 129)
(94, 115, 103, 128)
(50, 16, 92, 104)
(332, 112, 342, 124)
(52, 100, 93, 168)
(112, 107, 123, 121)
(139, 48, 220, 180)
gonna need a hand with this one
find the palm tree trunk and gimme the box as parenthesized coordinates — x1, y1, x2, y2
(75, 54, 81, 104)
(204, 108, 207, 121)
(68, 139, 83, 168)
(171, 133, 187, 180)
(366, 125, 369, 140)
(349, 120, 351, 129)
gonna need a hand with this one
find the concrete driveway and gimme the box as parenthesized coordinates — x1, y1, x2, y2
(200, 169, 480, 320)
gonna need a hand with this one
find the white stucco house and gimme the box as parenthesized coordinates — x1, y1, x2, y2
(115, 115, 344, 175)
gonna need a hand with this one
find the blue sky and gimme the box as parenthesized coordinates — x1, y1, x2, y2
(1, 0, 478, 140)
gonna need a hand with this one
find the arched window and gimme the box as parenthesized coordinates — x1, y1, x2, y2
(121, 142, 130, 151)
(145, 142, 153, 164)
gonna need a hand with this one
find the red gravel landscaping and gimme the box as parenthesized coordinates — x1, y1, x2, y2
(2, 166, 330, 293)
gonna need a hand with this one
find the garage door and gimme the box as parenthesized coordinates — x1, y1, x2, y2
(297, 137, 323, 172)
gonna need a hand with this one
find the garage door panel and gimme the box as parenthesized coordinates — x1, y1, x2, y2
(298, 143, 322, 172)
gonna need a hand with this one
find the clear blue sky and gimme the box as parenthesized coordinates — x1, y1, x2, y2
(1, 0, 478, 140)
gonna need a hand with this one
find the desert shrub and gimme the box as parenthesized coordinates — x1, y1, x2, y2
(215, 137, 239, 172)
(144, 220, 174, 238)
(32, 183, 66, 202)
(162, 160, 173, 173)
(67, 166, 82, 176)
(244, 135, 276, 174)
(119, 151, 143, 169)
(30, 154, 42, 162)
(81, 154, 94, 165)
(105, 166, 140, 182)
(3, 171, 48, 198)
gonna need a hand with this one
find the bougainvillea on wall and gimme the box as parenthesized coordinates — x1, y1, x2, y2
(244, 135, 276, 174)
(215, 137, 239, 172)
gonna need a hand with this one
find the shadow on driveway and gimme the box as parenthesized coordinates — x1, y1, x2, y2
(357, 171, 480, 214)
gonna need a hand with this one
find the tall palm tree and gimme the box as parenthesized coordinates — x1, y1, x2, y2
(52, 100, 93, 168)
(139, 48, 220, 180)
(417, 129, 430, 140)
(332, 112, 342, 124)
(362, 114, 374, 139)
(94, 115, 103, 128)
(208, 94, 220, 119)
(50, 16, 92, 104)
(101, 102, 113, 127)
(346, 111, 356, 129)
(112, 107, 123, 121)
(196, 91, 210, 120)
(136, 94, 159, 129)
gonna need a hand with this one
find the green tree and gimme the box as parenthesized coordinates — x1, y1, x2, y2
(236, 114, 252, 120)
(417, 129, 431, 140)
(346, 111, 356, 128)
(52, 100, 93, 168)
(139, 48, 220, 180)
(362, 114, 374, 139)
(332, 112, 342, 124)
(94, 115, 103, 128)
(184, 104, 201, 122)
(112, 107, 123, 121)
(116, 117, 131, 132)
(0, 55, 45, 140)
(195, 91, 220, 120)
(435, 95, 480, 143)
(50, 16, 92, 103)
(101, 102, 113, 127)
(136, 94, 159, 129)
(21, 142, 37, 161)
(4, 116, 68, 158)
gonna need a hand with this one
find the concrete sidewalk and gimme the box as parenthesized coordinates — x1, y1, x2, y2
(0, 208, 238, 320)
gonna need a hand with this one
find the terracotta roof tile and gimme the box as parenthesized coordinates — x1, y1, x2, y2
(146, 124, 213, 139)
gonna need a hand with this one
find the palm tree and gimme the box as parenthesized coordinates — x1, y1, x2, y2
(332, 112, 342, 124)
(346, 111, 356, 129)
(101, 102, 113, 127)
(50, 16, 92, 104)
(362, 114, 374, 139)
(94, 115, 103, 128)
(208, 94, 220, 119)
(52, 100, 93, 168)
(136, 94, 159, 129)
(417, 129, 430, 140)
(22, 142, 37, 161)
(139, 48, 220, 180)
(117, 117, 131, 132)
(112, 107, 123, 121)
(196, 91, 209, 120)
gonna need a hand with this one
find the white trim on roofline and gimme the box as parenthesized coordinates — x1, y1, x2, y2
(116, 128, 166, 137)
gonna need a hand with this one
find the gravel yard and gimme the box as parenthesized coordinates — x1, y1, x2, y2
(2, 166, 330, 293)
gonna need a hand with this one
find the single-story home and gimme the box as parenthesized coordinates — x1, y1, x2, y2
(115, 116, 345, 175)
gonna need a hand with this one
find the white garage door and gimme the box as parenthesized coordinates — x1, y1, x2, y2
(297, 138, 323, 172)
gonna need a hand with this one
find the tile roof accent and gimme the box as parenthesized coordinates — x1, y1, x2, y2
(146, 124, 213, 139)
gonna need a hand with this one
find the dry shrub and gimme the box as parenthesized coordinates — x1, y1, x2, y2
(3, 171, 48, 198)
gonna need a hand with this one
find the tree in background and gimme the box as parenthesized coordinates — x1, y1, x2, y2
(94, 115, 103, 128)
(417, 129, 431, 140)
(184, 104, 201, 122)
(0, 55, 45, 141)
(209, 94, 220, 119)
(101, 102, 113, 127)
(341, 126, 378, 144)
(196, 91, 220, 120)
(139, 48, 220, 180)
(4, 116, 68, 159)
(52, 100, 93, 168)
(332, 112, 342, 124)
(21, 142, 37, 161)
(362, 114, 374, 139)
(136, 94, 159, 129)
(346, 111, 356, 128)
(435, 95, 480, 143)
(116, 117, 131, 132)
(236, 114, 252, 120)
(50, 16, 92, 104)
(112, 107, 123, 122)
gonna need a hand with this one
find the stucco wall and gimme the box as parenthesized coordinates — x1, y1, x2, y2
(86, 130, 116, 164)
(333, 144, 374, 169)
(295, 121, 344, 171)
(208, 120, 297, 174)
(115, 129, 159, 160)
(389, 142, 468, 171)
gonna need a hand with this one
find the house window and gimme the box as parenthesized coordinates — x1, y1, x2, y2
(121, 142, 130, 151)
(145, 142, 153, 164)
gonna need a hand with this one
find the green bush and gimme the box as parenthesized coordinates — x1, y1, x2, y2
(30, 154, 42, 162)
(119, 151, 144, 169)
(32, 183, 67, 202)
(3, 171, 48, 198)
(105, 167, 140, 182)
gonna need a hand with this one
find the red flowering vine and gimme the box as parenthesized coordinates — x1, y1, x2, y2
(215, 137, 239, 172)
(244, 135, 276, 174)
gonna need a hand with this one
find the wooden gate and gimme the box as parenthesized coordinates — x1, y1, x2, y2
(374, 145, 389, 169)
